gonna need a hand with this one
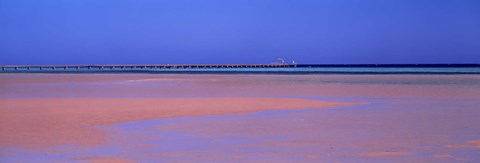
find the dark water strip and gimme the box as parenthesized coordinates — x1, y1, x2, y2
(1, 67, 480, 74)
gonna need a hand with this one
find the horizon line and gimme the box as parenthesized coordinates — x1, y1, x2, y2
(1, 63, 480, 67)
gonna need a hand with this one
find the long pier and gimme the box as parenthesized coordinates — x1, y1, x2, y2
(0, 64, 293, 71)
(1, 64, 479, 74)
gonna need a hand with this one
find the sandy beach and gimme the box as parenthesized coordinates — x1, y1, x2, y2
(1, 74, 480, 162)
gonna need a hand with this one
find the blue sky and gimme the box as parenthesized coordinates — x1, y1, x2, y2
(1, 0, 479, 65)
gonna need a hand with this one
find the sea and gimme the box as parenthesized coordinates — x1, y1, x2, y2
(1, 64, 480, 74)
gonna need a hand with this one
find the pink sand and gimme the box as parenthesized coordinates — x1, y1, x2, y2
(1, 74, 480, 162)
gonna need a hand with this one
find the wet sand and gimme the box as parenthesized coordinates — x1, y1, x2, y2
(1, 74, 480, 162)
(0, 98, 350, 148)
(2, 73, 479, 99)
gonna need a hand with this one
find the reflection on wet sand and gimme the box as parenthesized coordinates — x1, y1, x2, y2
(1, 74, 480, 162)
(0, 98, 350, 148)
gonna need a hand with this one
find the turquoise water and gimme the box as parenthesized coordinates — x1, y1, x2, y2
(1, 67, 480, 74)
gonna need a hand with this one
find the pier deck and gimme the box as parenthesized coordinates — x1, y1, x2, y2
(0, 64, 293, 71)
(1, 64, 479, 74)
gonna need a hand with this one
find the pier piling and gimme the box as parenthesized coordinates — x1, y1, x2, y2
(0, 63, 311, 72)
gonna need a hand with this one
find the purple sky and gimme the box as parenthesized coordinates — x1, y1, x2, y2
(1, 0, 479, 65)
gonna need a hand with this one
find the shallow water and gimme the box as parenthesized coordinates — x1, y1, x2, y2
(1, 74, 479, 162)
(2, 66, 480, 74)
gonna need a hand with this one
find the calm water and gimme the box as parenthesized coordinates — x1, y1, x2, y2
(2, 67, 480, 74)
